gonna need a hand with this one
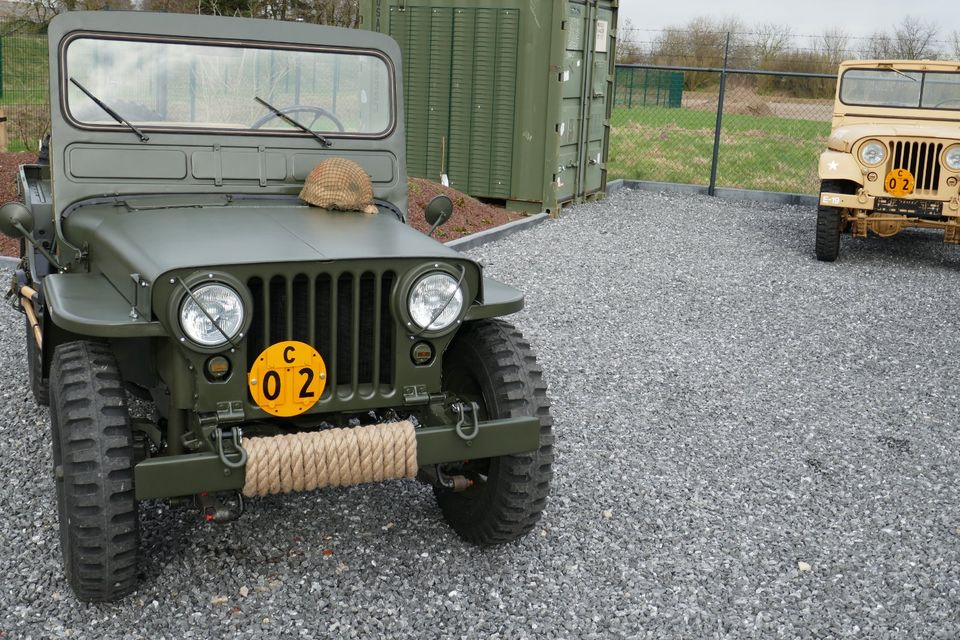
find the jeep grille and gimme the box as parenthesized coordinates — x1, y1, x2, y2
(886, 140, 943, 196)
(246, 270, 397, 403)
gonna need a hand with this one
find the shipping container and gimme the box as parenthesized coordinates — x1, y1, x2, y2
(359, 0, 618, 214)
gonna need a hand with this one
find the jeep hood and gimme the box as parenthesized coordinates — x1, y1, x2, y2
(63, 200, 466, 284)
(828, 122, 960, 151)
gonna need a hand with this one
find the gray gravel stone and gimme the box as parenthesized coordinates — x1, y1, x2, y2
(1, 188, 959, 638)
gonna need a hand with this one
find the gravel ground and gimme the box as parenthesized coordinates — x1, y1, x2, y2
(2, 188, 959, 638)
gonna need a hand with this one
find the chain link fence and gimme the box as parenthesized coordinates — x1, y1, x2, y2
(0, 18, 49, 152)
(610, 64, 836, 195)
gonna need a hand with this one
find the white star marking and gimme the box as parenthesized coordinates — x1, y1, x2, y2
(827, 161, 839, 171)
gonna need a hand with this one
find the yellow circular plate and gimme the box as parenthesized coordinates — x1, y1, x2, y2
(248, 340, 326, 417)
(884, 168, 915, 197)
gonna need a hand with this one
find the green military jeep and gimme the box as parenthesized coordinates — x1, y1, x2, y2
(1, 12, 553, 601)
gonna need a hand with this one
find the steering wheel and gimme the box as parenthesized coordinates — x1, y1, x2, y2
(251, 105, 345, 132)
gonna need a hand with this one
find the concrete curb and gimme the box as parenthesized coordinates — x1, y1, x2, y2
(0, 256, 17, 268)
(608, 178, 817, 207)
(445, 212, 549, 252)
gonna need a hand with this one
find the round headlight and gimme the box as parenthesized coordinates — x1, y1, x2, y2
(408, 272, 464, 331)
(179, 283, 244, 347)
(944, 145, 960, 171)
(859, 141, 887, 166)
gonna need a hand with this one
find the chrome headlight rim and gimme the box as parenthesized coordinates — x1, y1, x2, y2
(943, 144, 960, 172)
(397, 263, 469, 338)
(859, 140, 887, 167)
(407, 271, 464, 332)
(167, 272, 250, 352)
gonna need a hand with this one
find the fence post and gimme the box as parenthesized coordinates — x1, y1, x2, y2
(628, 67, 634, 108)
(708, 32, 730, 197)
(0, 37, 4, 100)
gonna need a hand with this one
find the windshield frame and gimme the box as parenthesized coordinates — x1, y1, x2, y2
(58, 30, 398, 140)
(839, 67, 960, 112)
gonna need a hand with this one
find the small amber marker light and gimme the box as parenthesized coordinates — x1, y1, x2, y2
(411, 342, 433, 366)
(206, 356, 231, 379)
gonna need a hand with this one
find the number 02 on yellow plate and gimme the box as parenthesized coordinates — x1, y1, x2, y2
(884, 168, 915, 197)
(248, 340, 326, 417)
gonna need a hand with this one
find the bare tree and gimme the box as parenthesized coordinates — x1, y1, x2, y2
(816, 27, 851, 67)
(861, 16, 939, 60)
(752, 23, 792, 67)
(616, 18, 641, 64)
(14, 0, 133, 26)
(893, 15, 939, 59)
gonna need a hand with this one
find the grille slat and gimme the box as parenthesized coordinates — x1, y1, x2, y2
(886, 140, 944, 195)
(371, 275, 382, 388)
(246, 270, 397, 406)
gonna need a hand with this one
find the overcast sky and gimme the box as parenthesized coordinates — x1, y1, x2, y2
(619, 0, 959, 41)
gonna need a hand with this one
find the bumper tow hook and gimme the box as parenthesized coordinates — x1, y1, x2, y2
(214, 426, 248, 469)
(452, 401, 481, 442)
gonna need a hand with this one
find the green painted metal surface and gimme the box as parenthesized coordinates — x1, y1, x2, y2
(360, 0, 618, 214)
(615, 67, 683, 108)
(134, 416, 540, 499)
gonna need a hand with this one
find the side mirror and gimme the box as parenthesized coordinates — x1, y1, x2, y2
(0, 201, 61, 269)
(0, 202, 32, 239)
(424, 195, 453, 236)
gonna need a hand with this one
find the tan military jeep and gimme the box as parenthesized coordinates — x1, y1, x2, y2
(816, 60, 960, 261)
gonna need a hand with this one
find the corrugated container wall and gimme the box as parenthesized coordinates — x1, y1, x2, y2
(359, 0, 618, 214)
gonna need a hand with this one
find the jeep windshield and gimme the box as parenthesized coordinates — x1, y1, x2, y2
(63, 36, 393, 136)
(840, 68, 960, 111)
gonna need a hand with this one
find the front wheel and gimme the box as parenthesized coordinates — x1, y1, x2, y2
(25, 316, 49, 405)
(50, 341, 140, 601)
(815, 206, 841, 262)
(436, 319, 554, 545)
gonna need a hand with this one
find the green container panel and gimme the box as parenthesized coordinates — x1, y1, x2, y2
(616, 67, 684, 108)
(360, 0, 618, 214)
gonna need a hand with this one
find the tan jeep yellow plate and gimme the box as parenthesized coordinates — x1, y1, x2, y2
(884, 168, 915, 197)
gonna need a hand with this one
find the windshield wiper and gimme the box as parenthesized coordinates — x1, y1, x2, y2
(69, 77, 150, 142)
(880, 66, 919, 83)
(254, 96, 331, 147)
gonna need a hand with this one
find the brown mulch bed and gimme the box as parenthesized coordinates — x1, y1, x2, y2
(0, 153, 36, 258)
(406, 177, 518, 242)
(0, 154, 515, 257)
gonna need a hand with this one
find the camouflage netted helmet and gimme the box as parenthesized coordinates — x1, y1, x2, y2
(299, 158, 379, 214)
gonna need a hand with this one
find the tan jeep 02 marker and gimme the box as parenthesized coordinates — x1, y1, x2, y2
(816, 60, 960, 261)
(0, 11, 554, 602)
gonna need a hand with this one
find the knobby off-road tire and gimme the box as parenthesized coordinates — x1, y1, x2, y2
(815, 206, 841, 262)
(816, 179, 855, 262)
(437, 319, 554, 545)
(50, 341, 139, 602)
(25, 316, 49, 405)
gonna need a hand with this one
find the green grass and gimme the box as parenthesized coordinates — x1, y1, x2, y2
(0, 35, 48, 105)
(609, 106, 831, 195)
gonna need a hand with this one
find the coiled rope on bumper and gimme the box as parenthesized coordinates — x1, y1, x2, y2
(242, 421, 418, 497)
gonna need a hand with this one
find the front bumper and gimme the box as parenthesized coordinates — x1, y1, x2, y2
(134, 415, 541, 500)
(820, 191, 960, 217)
